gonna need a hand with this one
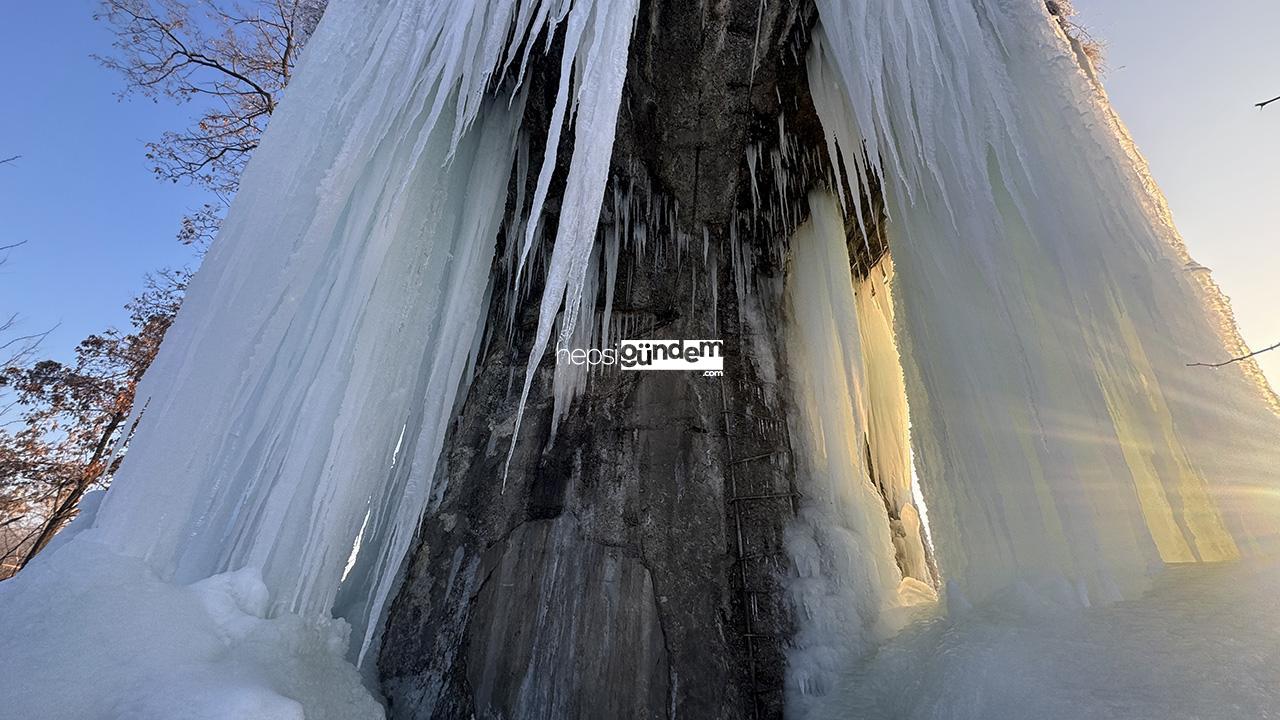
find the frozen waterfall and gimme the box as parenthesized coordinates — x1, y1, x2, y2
(786, 0, 1280, 710)
(84, 0, 638, 662)
(783, 191, 937, 716)
(807, 0, 1280, 601)
(1, 0, 639, 716)
(2, 0, 1278, 718)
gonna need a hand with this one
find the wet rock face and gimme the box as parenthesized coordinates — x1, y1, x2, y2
(377, 254, 753, 719)
(377, 2, 836, 718)
(465, 519, 669, 719)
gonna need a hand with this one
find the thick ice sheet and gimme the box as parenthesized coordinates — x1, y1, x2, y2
(85, 0, 536, 662)
(794, 0, 1280, 713)
(72, 0, 639, 666)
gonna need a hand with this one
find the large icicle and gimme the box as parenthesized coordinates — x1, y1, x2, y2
(854, 258, 933, 586)
(807, 0, 1280, 616)
(505, 0, 639, 474)
(784, 191, 935, 717)
(84, 0, 528, 663)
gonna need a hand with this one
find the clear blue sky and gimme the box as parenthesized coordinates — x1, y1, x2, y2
(0, 2, 207, 363)
(1074, 0, 1280, 384)
(1, 1, 1276, 385)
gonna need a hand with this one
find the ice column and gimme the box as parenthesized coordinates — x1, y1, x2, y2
(807, 0, 1280, 609)
(784, 191, 931, 715)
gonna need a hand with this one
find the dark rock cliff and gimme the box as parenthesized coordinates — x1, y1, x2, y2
(376, 2, 885, 718)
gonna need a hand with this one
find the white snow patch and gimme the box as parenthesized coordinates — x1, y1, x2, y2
(811, 560, 1280, 720)
(0, 537, 383, 720)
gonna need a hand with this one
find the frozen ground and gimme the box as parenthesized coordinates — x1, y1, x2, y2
(0, 533, 383, 720)
(812, 559, 1280, 720)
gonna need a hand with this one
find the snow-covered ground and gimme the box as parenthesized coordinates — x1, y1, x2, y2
(0, 513, 382, 720)
(11, 537, 1275, 720)
(812, 559, 1280, 720)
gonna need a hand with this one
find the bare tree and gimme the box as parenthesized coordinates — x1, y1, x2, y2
(0, 270, 187, 576)
(1, 161, 35, 413)
(0, 239, 54, 578)
(0, 2, 331, 576)
(96, 0, 326, 245)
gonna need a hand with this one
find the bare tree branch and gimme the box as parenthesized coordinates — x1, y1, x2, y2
(1256, 95, 1280, 110)
(1, 271, 187, 571)
(96, 0, 325, 199)
(1187, 340, 1280, 369)
(94, 0, 326, 248)
(0, 327, 55, 355)
(0, 244, 49, 371)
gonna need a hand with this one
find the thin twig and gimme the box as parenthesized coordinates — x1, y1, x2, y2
(1187, 340, 1280, 368)
(1256, 95, 1280, 110)
(0, 326, 54, 352)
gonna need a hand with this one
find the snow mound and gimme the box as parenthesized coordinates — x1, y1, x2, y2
(0, 537, 382, 720)
(812, 560, 1280, 720)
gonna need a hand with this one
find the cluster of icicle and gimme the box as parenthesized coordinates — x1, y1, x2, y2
(783, 191, 937, 709)
(530, 175, 722, 442)
(73, 0, 638, 665)
(496, 168, 730, 445)
(788, 0, 1280, 709)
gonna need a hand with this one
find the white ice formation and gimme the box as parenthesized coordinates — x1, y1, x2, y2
(3, 1, 1279, 718)
(784, 0, 1280, 709)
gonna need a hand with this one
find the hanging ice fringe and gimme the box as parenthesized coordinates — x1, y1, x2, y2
(773, 1, 1280, 710)
(807, 0, 1280, 623)
(52, 0, 639, 670)
(4, 1, 1280, 718)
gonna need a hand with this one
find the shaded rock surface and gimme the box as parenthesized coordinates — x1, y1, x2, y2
(375, 1, 885, 718)
(377, 236, 792, 719)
